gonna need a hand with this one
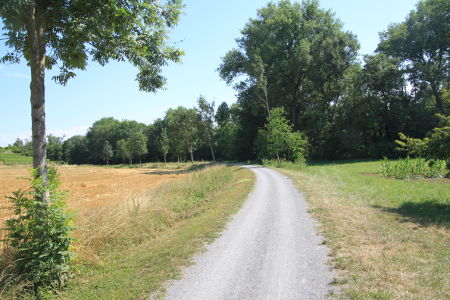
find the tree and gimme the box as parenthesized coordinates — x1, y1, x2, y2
(126, 132, 148, 164)
(219, 0, 359, 157)
(377, 0, 450, 114)
(62, 135, 89, 164)
(197, 96, 216, 162)
(0, 0, 183, 202)
(165, 106, 201, 162)
(215, 102, 231, 127)
(116, 139, 129, 164)
(102, 140, 113, 165)
(396, 114, 450, 163)
(47, 135, 63, 162)
(256, 108, 308, 164)
(158, 127, 170, 163)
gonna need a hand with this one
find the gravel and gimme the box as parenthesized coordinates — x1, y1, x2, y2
(164, 165, 334, 300)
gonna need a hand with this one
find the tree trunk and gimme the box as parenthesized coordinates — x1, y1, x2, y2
(430, 80, 444, 113)
(189, 147, 194, 162)
(26, 3, 49, 203)
(164, 153, 167, 163)
(209, 142, 216, 162)
(277, 153, 280, 166)
(208, 133, 216, 162)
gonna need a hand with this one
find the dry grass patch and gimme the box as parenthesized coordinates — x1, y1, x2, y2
(54, 165, 254, 299)
(0, 164, 187, 246)
(279, 161, 449, 300)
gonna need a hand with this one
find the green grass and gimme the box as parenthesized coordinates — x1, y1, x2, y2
(278, 160, 449, 300)
(46, 164, 254, 299)
(0, 153, 32, 165)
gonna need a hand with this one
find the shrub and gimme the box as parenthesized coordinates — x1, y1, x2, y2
(380, 157, 448, 179)
(5, 167, 74, 296)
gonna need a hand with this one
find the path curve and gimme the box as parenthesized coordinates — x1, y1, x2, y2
(164, 165, 334, 300)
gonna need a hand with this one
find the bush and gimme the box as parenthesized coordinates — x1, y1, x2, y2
(262, 159, 306, 170)
(5, 167, 74, 296)
(256, 108, 308, 164)
(380, 157, 448, 179)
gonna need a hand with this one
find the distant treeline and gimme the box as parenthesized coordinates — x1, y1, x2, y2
(5, 0, 449, 163)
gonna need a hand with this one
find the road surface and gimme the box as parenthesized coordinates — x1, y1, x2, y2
(164, 165, 334, 300)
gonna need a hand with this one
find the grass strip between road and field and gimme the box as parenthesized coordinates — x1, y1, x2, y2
(277, 161, 449, 300)
(52, 164, 254, 300)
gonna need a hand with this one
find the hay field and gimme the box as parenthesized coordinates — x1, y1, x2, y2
(0, 164, 186, 239)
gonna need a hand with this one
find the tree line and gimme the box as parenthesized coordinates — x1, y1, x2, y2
(219, 0, 448, 161)
(5, 0, 449, 165)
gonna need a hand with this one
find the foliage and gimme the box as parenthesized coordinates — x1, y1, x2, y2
(0, 153, 33, 165)
(126, 132, 148, 164)
(261, 159, 306, 170)
(47, 135, 64, 162)
(0, 0, 183, 90)
(158, 127, 170, 163)
(8, 138, 32, 157)
(396, 114, 450, 163)
(165, 106, 201, 162)
(102, 140, 113, 165)
(380, 157, 448, 179)
(197, 96, 216, 161)
(219, 0, 359, 157)
(256, 108, 308, 164)
(377, 0, 450, 114)
(5, 167, 74, 295)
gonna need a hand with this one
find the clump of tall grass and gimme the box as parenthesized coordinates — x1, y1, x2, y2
(262, 159, 306, 170)
(380, 157, 448, 179)
(74, 165, 233, 264)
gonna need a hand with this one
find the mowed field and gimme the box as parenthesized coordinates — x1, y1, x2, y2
(0, 164, 187, 239)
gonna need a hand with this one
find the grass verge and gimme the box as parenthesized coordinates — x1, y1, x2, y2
(47, 164, 254, 299)
(277, 161, 449, 300)
(0, 153, 32, 165)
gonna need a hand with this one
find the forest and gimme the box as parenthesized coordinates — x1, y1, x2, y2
(5, 0, 448, 165)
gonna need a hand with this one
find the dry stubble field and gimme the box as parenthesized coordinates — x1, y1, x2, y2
(0, 164, 187, 243)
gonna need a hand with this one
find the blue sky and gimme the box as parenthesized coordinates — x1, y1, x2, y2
(0, 0, 419, 146)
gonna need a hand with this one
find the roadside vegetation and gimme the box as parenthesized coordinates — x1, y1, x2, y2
(0, 164, 254, 299)
(278, 161, 449, 299)
(0, 152, 32, 165)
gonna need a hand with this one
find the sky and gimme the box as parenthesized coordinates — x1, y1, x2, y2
(0, 0, 420, 146)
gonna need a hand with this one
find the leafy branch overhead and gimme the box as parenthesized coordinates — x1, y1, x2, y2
(0, 0, 184, 91)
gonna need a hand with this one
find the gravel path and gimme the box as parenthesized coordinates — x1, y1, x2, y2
(164, 165, 334, 300)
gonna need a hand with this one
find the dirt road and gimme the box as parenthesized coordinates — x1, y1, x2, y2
(164, 165, 334, 300)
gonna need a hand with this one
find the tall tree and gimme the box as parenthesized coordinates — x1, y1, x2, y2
(47, 135, 64, 162)
(127, 132, 148, 164)
(0, 0, 183, 201)
(197, 96, 216, 162)
(116, 139, 128, 164)
(256, 107, 308, 164)
(219, 0, 359, 156)
(215, 102, 231, 127)
(102, 140, 113, 165)
(377, 0, 449, 114)
(165, 106, 201, 162)
(158, 127, 170, 163)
